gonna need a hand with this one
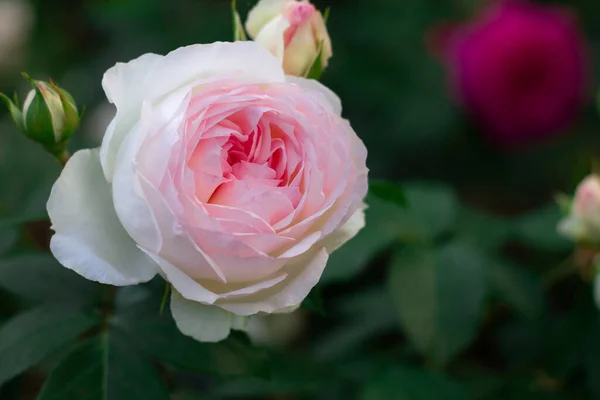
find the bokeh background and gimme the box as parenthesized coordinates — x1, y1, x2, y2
(1, 0, 600, 399)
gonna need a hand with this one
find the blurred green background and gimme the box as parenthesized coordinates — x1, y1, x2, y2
(1, 0, 600, 399)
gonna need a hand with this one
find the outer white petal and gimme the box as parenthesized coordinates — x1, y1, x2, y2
(594, 276, 600, 310)
(253, 15, 289, 62)
(171, 289, 237, 343)
(100, 53, 162, 181)
(100, 41, 285, 180)
(321, 205, 367, 254)
(245, 0, 289, 38)
(47, 149, 157, 286)
(282, 20, 318, 76)
(286, 76, 342, 115)
(218, 248, 329, 316)
(141, 249, 220, 305)
(557, 215, 586, 242)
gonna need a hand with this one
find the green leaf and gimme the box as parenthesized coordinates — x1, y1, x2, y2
(211, 353, 330, 398)
(323, 184, 459, 284)
(37, 333, 169, 400)
(231, 0, 247, 41)
(304, 40, 326, 80)
(114, 293, 269, 377)
(0, 212, 48, 229)
(362, 366, 468, 400)
(489, 259, 545, 320)
(0, 253, 101, 304)
(0, 118, 60, 224)
(321, 195, 404, 284)
(387, 242, 488, 364)
(302, 287, 326, 316)
(369, 180, 407, 207)
(0, 226, 18, 256)
(0, 306, 98, 387)
(513, 203, 571, 252)
(455, 207, 511, 250)
(311, 288, 397, 360)
(396, 182, 459, 242)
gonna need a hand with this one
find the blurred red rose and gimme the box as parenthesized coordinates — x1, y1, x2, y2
(433, 0, 590, 146)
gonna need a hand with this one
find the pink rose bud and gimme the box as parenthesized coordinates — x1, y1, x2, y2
(246, 0, 332, 77)
(438, 0, 589, 146)
(558, 175, 600, 243)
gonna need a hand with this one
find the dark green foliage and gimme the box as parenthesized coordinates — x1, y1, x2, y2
(1, 0, 600, 399)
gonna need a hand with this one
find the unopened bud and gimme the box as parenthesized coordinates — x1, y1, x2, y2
(246, 0, 332, 77)
(558, 175, 600, 243)
(1, 74, 80, 157)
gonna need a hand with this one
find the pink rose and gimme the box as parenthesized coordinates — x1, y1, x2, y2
(47, 41, 368, 342)
(439, 0, 589, 145)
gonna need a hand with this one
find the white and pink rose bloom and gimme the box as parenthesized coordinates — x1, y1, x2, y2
(246, 0, 332, 77)
(46, 41, 368, 342)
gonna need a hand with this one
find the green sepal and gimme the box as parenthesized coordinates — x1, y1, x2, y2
(23, 83, 56, 146)
(0, 93, 25, 133)
(232, 0, 247, 41)
(50, 80, 80, 143)
(303, 40, 326, 80)
(555, 193, 573, 215)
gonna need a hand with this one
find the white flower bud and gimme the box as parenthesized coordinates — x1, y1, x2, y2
(558, 175, 600, 243)
(246, 0, 332, 77)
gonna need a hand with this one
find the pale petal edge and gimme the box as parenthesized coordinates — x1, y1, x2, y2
(47, 148, 157, 286)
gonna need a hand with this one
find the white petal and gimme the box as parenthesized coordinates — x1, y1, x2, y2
(100, 41, 285, 180)
(141, 249, 220, 305)
(286, 76, 342, 115)
(595, 276, 600, 310)
(218, 248, 328, 316)
(47, 149, 157, 286)
(321, 205, 367, 254)
(171, 289, 234, 343)
(245, 0, 289, 38)
(282, 20, 318, 76)
(100, 53, 163, 180)
(253, 15, 289, 62)
(231, 315, 251, 330)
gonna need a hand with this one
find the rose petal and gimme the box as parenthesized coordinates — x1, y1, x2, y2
(320, 205, 366, 253)
(218, 247, 328, 315)
(101, 41, 285, 180)
(48, 149, 157, 286)
(253, 15, 290, 62)
(246, 0, 289, 38)
(171, 289, 236, 342)
(286, 76, 342, 115)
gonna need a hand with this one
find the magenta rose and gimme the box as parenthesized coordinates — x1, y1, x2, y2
(441, 0, 589, 145)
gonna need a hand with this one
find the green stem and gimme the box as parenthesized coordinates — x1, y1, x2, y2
(160, 283, 171, 316)
(57, 150, 70, 167)
(100, 285, 117, 333)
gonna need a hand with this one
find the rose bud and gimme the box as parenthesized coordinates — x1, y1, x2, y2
(246, 0, 332, 77)
(1, 75, 80, 157)
(436, 0, 589, 146)
(558, 175, 600, 243)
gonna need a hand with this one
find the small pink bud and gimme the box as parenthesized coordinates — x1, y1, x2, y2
(246, 0, 332, 77)
(558, 175, 600, 243)
(283, 2, 316, 45)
